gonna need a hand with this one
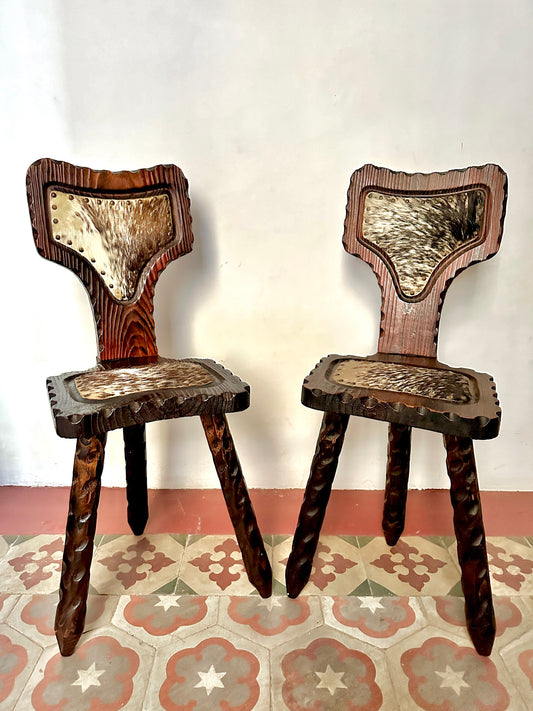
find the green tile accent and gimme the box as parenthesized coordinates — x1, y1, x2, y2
(350, 580, 373, 596)
(272, 578, 287, 596)
(1, 535, 19, 546)
(153, 579, 178, 595)
(368, 580, 395, 597)
(338, 535, 359, 548)
(175, 580, 199, 595)
(273, 534, 291, 546)
(356, 536, 375, 549)
(447, 580, 464, 597)
(170, 534, 187, 546)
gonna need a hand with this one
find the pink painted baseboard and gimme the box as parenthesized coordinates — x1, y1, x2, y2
(0, 487, 532, 536)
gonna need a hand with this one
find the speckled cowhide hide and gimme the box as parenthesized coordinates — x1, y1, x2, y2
(48, 190, 174, 300)
(362, 188, 486, 297)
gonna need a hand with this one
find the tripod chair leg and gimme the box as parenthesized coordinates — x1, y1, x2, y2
(200, 413, 272, 598)
(444, 434, 495, 656)
(124, 424, 149, 535)
(382, 424, 412, 546)
(55, 433, 106, 656)
(286, 412, 350, 598)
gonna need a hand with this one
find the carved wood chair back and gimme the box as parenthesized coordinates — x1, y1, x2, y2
(342, 164, 507, 357)
(26, 159, 194, 363)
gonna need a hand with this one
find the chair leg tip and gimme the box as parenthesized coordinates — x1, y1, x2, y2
(56, 632, 79, 657)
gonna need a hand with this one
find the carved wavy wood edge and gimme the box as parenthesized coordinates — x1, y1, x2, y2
(301, 354, 501, 439)
(46, 358, 250, 438)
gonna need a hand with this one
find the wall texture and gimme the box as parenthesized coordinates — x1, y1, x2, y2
(1, 0, 532, 490)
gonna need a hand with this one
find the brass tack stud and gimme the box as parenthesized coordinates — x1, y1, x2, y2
(53, 218, 58, 224)
(67, 240, 72, 245)
(68, 195, 74, 200)
(51, 204, 57, 210)
(51, 192, 57, 198)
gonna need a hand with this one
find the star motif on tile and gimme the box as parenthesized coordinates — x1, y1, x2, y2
(359, 597, 385, 613)
(72, 662, 105, 693)
(194, 665, 226, 696)
(435, 665, 470, 695)
(315, 665, 348, 695)
(257, 597, 283, 611)
(154, 595, 182, 611)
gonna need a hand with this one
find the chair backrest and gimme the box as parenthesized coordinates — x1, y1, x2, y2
(343, 164, 507, 358)
(27, 158, 194, 363)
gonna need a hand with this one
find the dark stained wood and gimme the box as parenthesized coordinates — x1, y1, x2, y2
(382, 424, 411, 546)
(287, 164, 507, 655)
(124, 424, 148, 535)
(28, 159, 272, 655)
(286, 412, 349, 598)
(444, 435, 495, 656)
(201, 413, 272, 598)
(55, 433, 106, 656)
(343, 164, 507, 358)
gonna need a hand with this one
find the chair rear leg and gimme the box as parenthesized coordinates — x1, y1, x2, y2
(55, 433, 106, 656)
(444, 434, 495, 656)
(286, 412, 349, 598)
(201, 413, 272, 598)
(382, 424, 411, 546)
(124, 424, 149, 535)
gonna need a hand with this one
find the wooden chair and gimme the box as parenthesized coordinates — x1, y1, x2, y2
(285, 164, 507, 656)
(26, 158, 272, 656)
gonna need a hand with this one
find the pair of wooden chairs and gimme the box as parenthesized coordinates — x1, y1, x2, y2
(27, 159, 506, 657)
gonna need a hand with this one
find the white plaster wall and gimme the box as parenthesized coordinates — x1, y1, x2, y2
(1, 0, 531, 490)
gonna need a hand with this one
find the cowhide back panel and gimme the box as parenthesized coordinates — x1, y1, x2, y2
(343, 164, 507, 357)
(27, 159, 194, 362)
(361, 188, 486, 298)
(48, 189, 174, 301)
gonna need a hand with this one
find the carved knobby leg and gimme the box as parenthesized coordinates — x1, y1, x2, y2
(55, 433, 106, 656)
(382, 424, 412, 546)
(201, 414, 272, 598)
(286, 412, 349, 598)
(123, 424, 148, 535)
(444, 434, 495, 656)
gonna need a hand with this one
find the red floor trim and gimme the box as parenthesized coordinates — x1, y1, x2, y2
(1, 487, 532, 536)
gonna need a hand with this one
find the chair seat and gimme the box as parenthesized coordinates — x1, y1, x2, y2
(302, 353, 501, 439)
(47, 357, 250, 438)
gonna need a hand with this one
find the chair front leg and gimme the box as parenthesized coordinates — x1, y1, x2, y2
(123, 424, 148, 535)
(55, 433, 106, 656)
(286, 412, 349, 598)
(444, 434, 495, 656)
(382, 423, 411, 546)
(201, 413, 272, 598)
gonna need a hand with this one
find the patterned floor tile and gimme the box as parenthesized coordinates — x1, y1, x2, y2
(485, 537, 533, 595)
(113, 594, 219, 647)
(7, 594, 118, 649)
(273, 535, 365, 595)
(145, 626, 269, 710)
(91, 534, 185, 595)
(0, 594, 19, 622)
(179, 535, 270, 596)
(0, 535, 64, 594)
(500, 629, 533, 709)
(0, 624, 41, 710)
(386, 626, 526, 711)
(219, 595, 323, 649)
(360, 536, 461, 596)
(15, 625, 154, 711)
(272, 625, 397, 710)
(322, 595, 426, 648)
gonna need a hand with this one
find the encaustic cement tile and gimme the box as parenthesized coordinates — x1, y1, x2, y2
(145, 626, 270, 711)
(0, 535, 64, 594)
(91, 534, 185, 595)
(0, 624, 41, 710)
(360, 536, 461, 596)
(113, 594, 219, 647)
(500, 629, 533, 709)
(273, 535, 366, 596)
(7, 593, 118, 649)
(271, 625, 397, 710)
(422, 595, 528, 650)
(386, 626, 526, 711)
(179, 535, 271, 596)
(16, 625, 154, 711)
(484, 538, 533, 596)
(219, 595, 323, 650)
(321, 595, 426, 648)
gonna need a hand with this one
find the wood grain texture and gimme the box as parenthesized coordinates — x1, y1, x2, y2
(343, 164, 507, 357)
(285, 412, 349, 598)
(124, 424, 148, 535)
(26, 158, 194, 363)
(47, 357, 250, 438)
(444, 435, 495, 656)
(382, 424, 411, 546)
(55, 433, 106, 656)
(302, 353, 501, 439)
(201, 413, 272, 597)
